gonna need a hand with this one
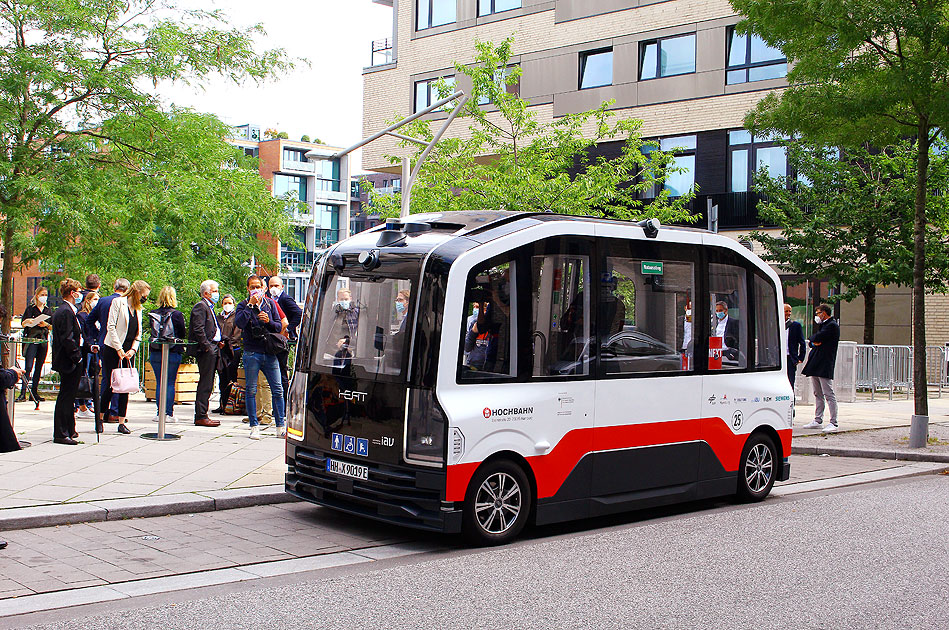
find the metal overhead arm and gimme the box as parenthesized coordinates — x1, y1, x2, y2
(309, 90, 469, 219)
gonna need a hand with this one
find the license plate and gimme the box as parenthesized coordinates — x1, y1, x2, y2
(325, 458, 369, 481)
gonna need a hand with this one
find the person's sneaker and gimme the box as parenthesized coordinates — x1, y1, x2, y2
(277, 426, 287, 438)
(822, 423, 839, 433)
(166, 415, 178, 424)
(249, 426, 261, 440)
(76, 409, 94, 419)
(802, 421, 823, 429)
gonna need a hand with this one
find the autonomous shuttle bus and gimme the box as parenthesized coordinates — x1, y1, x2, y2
(285, 211, 793, 545)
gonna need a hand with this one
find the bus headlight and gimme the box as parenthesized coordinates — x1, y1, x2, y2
(287, 372, 306, 441)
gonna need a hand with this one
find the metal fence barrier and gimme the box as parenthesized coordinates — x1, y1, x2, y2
(855, 344, 947, 400)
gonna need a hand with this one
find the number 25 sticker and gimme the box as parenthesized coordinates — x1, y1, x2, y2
(732, 410, 743, 430)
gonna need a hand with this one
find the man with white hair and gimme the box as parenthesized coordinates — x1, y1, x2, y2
(188, 279, 223, 427)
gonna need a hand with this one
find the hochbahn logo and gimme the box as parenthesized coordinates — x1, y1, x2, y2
(483, 407, 534, 419)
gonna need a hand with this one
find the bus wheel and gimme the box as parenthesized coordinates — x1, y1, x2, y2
(463, 460, 532, 546)
(737, 433, 777, 502)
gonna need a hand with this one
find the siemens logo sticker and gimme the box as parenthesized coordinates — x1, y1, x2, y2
(482, 407, 534, 422)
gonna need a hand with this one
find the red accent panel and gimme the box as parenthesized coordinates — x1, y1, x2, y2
(445, 419, 794, 502)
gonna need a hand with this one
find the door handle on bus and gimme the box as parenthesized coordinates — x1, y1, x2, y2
(534, 440, 551, 453)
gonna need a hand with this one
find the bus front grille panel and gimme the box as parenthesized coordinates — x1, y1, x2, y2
(288, 447, 444, 529)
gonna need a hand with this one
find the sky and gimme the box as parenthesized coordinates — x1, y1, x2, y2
(158, 0, 394, 173)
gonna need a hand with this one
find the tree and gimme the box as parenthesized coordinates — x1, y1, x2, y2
(27, 107, 295, 308)
(730, 0, 949, 425)
(300, 134, 310, 142)
(0, 0, 294, 330)
(371, 39, 695, 224)
(751, 140, 949, 344)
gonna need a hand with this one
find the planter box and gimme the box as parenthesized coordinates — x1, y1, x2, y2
(144, 362, 198, 404)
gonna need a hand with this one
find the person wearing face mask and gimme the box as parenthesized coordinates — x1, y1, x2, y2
(102, 280, 150, 435)
(784, 303, 807, 391)
(713, 300, 741, 362)
(802, 303, 841, 432)
(17, 286, 54, 403)
(51, 278, 84, 444)
(147, 286, 188, 424)
(87, 278, 130, 424)
(212, 294, 243, 414)
(188, 280, 224, 428)
(235, 275, 286, 439)
(74, 290, 100, 420)
(268, 276, 302, 410)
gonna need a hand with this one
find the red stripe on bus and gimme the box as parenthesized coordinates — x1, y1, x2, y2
(445, 419, 792, 502)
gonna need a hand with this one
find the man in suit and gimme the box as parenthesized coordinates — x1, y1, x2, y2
(268, 276, 303, 408)
(713, 300, 741, 363)
(802, 304, 841, 432)
(51, 278, 84, 445)
(784, 303, 807, 390)
(189, 280, 223, 427)
(86, 278, 129, 424)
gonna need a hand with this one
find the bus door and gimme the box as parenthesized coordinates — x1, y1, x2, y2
(591, 239, 702, 506)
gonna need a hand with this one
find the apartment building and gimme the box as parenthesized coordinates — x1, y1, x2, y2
(361, 0, 948, 346)
(350, 172, 400, 235)
(230, 125, 347, 303)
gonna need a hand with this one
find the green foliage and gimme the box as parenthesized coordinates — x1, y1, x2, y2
(300, 135, 310, 142)
(0, 0, 295, 328)
(276, 131, 289, 139)
(752, 140, 949, 297)
(371, 39, 695, 223)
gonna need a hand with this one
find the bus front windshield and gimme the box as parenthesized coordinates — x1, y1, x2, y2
(311, 273, 414, 380)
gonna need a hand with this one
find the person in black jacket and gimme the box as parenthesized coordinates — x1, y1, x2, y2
(268, 276, 302, 409)
(189, 280, 223, 427)
(784, 303, 807, 390)
(17, 286, 53, 403)
(51, 278, 84, 445)
(0, 303, 26, 453)
(802, 304, 840, 432)
(147, 286, 188, 424)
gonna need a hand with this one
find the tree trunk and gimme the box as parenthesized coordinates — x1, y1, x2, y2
(1, 222, 15, 335)
(863, 284, 876, 345)
(912, 124, 930, 417)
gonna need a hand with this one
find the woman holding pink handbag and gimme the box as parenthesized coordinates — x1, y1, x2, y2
(101, 280, 151, 434)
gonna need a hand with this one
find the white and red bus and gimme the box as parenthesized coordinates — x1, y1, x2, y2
(285, 212, 792, 544)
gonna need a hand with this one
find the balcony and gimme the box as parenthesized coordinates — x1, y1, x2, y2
(371, 38, 393, 67)
(282, 159, 315, 173)
(280, 250, 318, 274)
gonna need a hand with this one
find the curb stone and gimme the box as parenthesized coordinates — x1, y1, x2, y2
(0, 485, 298, 531)
(791, 444, 949, 463)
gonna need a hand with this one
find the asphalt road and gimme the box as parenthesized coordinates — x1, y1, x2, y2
(16, 475, 949, 630)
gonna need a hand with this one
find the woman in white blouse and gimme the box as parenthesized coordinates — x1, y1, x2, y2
(101, 280, 151, 434)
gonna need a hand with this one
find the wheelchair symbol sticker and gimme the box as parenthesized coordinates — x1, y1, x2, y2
(732, 410, 743, 430)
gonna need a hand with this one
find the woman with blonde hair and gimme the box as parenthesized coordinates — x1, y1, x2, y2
(17, 285, 54, 403)
(101, 280, 151, 434)
(147, 286, 187, 424)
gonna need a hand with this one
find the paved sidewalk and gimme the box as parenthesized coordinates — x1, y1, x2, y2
(1, 394, 284, 513)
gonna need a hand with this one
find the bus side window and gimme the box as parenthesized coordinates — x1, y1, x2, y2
(600, 257, 694, 375)
(709, 262, 748, 370)
(754, 274, 781, 368)
(531, 254, 590, 377)
(458, 259, 516, 381)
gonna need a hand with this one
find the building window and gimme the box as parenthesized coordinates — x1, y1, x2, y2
(282, 148, 307, 164)
(272, 174, 307, 200)
(478, 0, 520, 17)
(314, 159, 340, 192)
(243, 147, 258, 158)
(659, 135, 696, 197)
(728, 130, 789, 193)
(414, 76, 456, 112)
(726, 27, 787, 84)
(477, 65, 520, 105)
(579, 48, 613, 89)
(639, 34, 696, 80)
(417, 0, 455, 30)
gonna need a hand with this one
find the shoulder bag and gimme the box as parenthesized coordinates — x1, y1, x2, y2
(111, 358, 140, 394)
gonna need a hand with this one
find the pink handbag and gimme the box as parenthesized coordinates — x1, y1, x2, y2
(110, 359, 140, 394)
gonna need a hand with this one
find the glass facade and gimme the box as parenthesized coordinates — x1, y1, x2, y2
(313, 159, 340, 192)
(282, 148, 308, 164)
(640, 34, 696, 80)
(579, 49, 613, 89)
(478, 0, 520, 16)
(659, 135, 697, 197)
(728, 130, 789, 192)
(272, 174, 307, 200)
(726, 27, 787, 85)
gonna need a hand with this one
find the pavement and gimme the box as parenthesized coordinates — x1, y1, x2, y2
(0, 389, 948, 532)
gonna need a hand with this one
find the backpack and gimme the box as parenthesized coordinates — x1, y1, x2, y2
(148, 310, 176, 352)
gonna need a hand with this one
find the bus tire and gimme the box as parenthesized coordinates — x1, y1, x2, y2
(737, 432, 777, 502)
(463, 460, 532, 546)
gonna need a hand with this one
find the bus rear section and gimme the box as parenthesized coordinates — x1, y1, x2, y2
(287, 212, 793, 545)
